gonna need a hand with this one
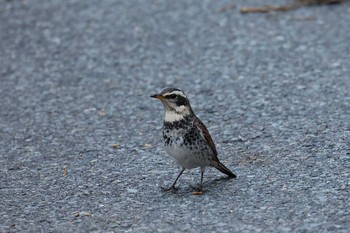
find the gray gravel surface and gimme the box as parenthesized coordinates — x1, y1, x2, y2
(1, 0, 350, 232)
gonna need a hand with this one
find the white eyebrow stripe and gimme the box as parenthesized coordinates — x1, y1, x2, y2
(164, 90, 187, 98)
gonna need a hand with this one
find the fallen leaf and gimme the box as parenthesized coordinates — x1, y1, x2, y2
(74, 211, 92, 217)
(112, 144, 121, 149)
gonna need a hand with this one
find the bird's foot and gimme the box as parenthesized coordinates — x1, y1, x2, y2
(192, 185, 203, 195)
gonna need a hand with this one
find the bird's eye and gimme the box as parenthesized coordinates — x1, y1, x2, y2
(167, 94, 177, 99)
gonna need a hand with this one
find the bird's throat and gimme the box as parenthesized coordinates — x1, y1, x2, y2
(164, 110, 185, 122)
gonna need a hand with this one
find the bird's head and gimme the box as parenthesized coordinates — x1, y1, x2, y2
(151, 88, 193, 122)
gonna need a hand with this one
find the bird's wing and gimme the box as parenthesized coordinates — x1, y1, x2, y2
(193, 116, 220, 162)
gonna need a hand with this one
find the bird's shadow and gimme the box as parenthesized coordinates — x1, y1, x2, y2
(159, 175, 235, 197)
(200, 176, 235, 193)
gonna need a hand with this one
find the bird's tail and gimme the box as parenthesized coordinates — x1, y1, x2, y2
(215, 162, 236, 178)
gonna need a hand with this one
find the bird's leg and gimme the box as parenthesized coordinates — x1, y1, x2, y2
(161, 168, 185, 192)
(199, 171, 204, 191)
(193, 168, 205, 195)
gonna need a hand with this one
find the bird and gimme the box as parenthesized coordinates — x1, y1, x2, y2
(151, 88, 236, 193)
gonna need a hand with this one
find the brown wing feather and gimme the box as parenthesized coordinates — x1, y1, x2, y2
(193, 116, 220, 162)
(194, 115, 236, 178)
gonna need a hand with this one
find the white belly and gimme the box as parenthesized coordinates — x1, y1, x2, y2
(165, 139, 209, 169)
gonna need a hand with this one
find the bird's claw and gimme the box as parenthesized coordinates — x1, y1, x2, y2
(192, 185, 203, 195)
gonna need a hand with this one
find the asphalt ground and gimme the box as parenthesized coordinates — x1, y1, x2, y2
(1, 0, 350, 232)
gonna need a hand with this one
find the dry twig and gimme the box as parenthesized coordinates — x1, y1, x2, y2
(240, 0, 348, 14)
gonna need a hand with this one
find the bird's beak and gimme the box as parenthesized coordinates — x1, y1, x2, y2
(151, 94, 164, 100)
